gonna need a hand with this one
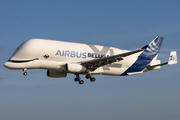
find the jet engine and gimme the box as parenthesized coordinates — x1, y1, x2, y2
(65, 63, 87, 73)
(47, 70, 67, 78)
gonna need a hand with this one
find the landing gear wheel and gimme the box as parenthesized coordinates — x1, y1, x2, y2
(85, 74, 91, 79)
(90, 77, 95, 82)
(74, 74, 81, 82)
(74, 77, 80, 82)
(23, 72, 27, 76)
(79, 80, 84, 84)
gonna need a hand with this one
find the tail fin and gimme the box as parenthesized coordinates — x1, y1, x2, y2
(122, 36, 164, 75)
(142, 36, 164, 59)
(168, 51, 177, 65)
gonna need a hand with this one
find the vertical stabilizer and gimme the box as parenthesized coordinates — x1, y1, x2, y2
(122, 36, 164, 75)
(143, 36, 164, 59)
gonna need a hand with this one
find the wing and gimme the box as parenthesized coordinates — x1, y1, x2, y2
(81, 45, 148, 71)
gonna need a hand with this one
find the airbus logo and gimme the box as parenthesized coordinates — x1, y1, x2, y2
(55, 50, 110, 59)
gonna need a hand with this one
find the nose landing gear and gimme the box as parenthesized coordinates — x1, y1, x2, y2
(23, 69, 27, 76)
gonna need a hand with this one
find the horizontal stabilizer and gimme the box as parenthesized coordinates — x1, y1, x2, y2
(168, 51, 177, 65)
(146, 51, 177, 70)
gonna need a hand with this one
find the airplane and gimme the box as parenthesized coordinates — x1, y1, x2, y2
(3, 36, 177, 84)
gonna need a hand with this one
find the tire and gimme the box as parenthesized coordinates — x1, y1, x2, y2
(79, 80, 84, 84)
(90, 77, 95, 82)
(85, 74, 91, 79)
(74, 78, 79, 82)
(23, 72, 27, 76)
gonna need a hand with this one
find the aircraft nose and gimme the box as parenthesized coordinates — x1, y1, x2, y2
(3, 62, 10, 69)
(3, 61, 26, 70)
(3, 61, 17, 69)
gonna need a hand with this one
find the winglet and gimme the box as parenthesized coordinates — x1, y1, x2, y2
(168, 51, 177, 65)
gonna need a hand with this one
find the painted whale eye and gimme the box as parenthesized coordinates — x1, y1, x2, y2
(44, 54, 49, 59)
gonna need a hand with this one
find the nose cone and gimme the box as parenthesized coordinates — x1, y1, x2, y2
(3, 61, 25, 70)
(3, 62, 12, 69)
(3, 62, 9, 68)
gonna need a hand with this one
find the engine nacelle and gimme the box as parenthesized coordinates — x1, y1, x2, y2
(47, 70, 67, 78)
(66, 63, 87, 73)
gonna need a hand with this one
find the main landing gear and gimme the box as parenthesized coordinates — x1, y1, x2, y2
(74, 74, 96, 85)
(23, 69, 27, 76)
(85, 74, 96, 82)
(74, 74, 84, 85)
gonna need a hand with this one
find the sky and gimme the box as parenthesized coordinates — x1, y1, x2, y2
(0, 0, 180, 120)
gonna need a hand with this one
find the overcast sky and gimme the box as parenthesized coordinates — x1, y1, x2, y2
(0, 0, 180, 120)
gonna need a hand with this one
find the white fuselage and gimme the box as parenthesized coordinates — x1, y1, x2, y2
(4, 36, 177, 85)
(4, 38, 141, 76)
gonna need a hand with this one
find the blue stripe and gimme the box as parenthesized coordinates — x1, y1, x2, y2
(121, 37, 164, 75)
